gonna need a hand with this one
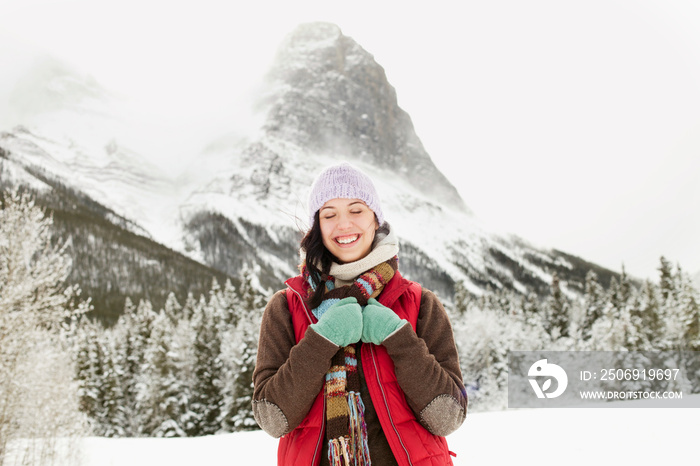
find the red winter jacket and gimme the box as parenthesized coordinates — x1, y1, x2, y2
(279, 271, 455, 466)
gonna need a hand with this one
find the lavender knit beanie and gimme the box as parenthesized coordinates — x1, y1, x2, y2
(308, 162, 384, 227)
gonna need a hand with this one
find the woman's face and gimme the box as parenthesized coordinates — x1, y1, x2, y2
(319, 198, 378, 263)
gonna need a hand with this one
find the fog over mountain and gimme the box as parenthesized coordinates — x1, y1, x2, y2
(0, 22, 622, 319)
(180, 22, 620, 296)
(260, 22, 467, 212)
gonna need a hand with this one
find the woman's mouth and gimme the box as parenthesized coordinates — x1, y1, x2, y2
(334, 234, 360, 245)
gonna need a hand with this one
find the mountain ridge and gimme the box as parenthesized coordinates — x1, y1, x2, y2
(178, 22, 622, 298)
(259, 22, 469, 214)
(0, 22, 624, 319)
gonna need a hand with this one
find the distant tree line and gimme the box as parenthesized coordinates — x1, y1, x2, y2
(3, 187, 700, 449)
(1, 188, 264, 451)
(73, 271, 263, 437)
(452, 259, 700, 410)
(0, 176, 232, 324)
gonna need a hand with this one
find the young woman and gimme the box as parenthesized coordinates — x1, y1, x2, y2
(252, 163, 467, 466)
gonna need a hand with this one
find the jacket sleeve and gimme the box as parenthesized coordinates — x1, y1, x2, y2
(382, 288, 467, 436)
(251, 290, 339, 438)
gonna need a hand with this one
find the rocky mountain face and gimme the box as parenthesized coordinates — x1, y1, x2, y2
(181, 22, 620, 299)
(260, 22, 467, 213)
(0, 136, 231, 323)
(0, 22, 621, 321)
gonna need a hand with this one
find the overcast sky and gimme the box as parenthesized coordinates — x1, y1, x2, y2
(2, 0, 699, 282)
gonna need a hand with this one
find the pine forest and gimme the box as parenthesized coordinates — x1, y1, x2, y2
(2, 186, 700, 464)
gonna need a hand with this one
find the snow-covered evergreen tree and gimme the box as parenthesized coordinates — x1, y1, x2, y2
(181, 292, 198, 321)
(589, 302, 627, 351)
(616, 266, 633, 309)
(662, 263, 700, 351)
(236, 265, 264, 321)
(124, 298, 158, 436)
(163, 292, 183, 324)
(99, 336, 127, 437)
(451, 287, 549, 410)
(674, 265, 700, 349)
(133, 299, 157, 353)
(74, 316, 127, 437)
(107, 298, 142, 436)
(636, 280, 663, 349)
(74, 320, 104, 428)
(220, 279, 241, 326)
(220, 267, 264, 431)
(543, 273, 570, 339)
(141, 310, 188, 437)
(171, 302, 197, 435)
(581, 271, 605, 341)
(187, 294, 225, 436)
(658, 256, 675, 303)
(624, 294, 648, 350)
(229, 327, 261, 429)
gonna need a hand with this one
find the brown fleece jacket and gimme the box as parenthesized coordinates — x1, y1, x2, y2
(252, 287, 467, 465)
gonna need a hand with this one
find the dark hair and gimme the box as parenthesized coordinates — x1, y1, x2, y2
(300, 211, 388, 310)
(300, 211, 336, 310)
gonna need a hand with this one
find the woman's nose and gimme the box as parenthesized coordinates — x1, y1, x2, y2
(336, 213, 352, 229)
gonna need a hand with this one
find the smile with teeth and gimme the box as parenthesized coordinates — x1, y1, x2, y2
(335, 234, 360, 245)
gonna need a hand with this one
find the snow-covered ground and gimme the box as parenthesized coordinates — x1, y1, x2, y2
(70, 397, 697, 465)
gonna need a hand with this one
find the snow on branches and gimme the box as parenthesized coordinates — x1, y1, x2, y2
(0, 189, 90, 465)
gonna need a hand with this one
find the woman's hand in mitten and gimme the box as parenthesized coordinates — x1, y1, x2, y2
(361, 298, 409, 345)
(309, 297, 363, 347)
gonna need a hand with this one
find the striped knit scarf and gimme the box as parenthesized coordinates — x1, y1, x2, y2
(303, 256, 398, 466)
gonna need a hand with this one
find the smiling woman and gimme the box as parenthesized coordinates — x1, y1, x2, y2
(319, 198, 378, 263)
(252, 162, 467, 465)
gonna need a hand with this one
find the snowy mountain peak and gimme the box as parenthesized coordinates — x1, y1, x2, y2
(272, 22, 347, 63)
(259, 22, 469, 214)
(1, 22, 622, 306)
(176, 22, 625, 297)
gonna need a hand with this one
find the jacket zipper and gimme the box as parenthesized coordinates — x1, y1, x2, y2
(313, 397, 326, 466)
(287, 284, 315, 324)
(287, 285, 325, 465)
(369, 344, 413, 466)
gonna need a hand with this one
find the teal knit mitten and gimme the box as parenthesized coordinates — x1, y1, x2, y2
(309, 297, 363, 347)
(361, 298, 408, 345)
